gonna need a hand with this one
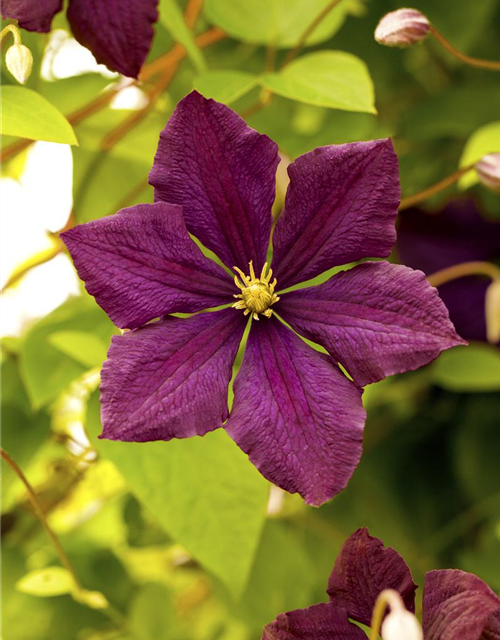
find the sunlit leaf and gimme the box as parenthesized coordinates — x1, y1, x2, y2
(194, 71, 258, 104)
(1, 86, 78, 145)
(49, 331, 108, 368)
(432, 344, 500, 391)
(16, 567, 75, 597)
(86, 392, 269, 597)
(261, 51, 376, 113)
(204, 0, 357, 48)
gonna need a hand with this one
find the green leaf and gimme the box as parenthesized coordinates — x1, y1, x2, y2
(48, 331, 108, 368)
(159, 0, 206, 72)
(1, 86, 78, 145)
(129, 583, 177, 640)
(86, 392, 269, 597)
(459, 121, 500, 189)
(204, 0, 357, 48)
(194, 71, 258, 104)
(261, 51, 376, 113)
(19, 295, 116, 409)
(16, 567, 75, 597)
(432, 344, 500, 392)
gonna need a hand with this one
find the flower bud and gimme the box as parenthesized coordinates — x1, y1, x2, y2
(375, 8, 430, 48)
(485, 279, 500, 344)
(381, 608, 424, 640)
(5, 43, 33, 84)
(476, 153, 500, 194)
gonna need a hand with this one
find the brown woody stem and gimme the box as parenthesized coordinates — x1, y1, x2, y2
(399, 163, 476, 211)
(430, 25, 500, 71)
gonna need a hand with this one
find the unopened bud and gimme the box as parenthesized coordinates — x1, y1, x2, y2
(476, 153, 500, 194)
(485, 279, 500, 344)
(5, 43, 33, 84)
(381, 609, 423, 640)
(375, 8, 430, 48)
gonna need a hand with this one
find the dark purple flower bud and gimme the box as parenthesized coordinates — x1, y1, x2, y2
(476, 153, 500, 194)
(375, 8, 430, 48)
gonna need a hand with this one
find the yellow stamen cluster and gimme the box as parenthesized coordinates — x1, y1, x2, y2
(232, 261, 280, 320)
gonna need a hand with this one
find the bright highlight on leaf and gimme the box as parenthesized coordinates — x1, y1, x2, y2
(16, 567, 75, 597)
(261, 51, 376, 113)
(1, 86, 78, 145)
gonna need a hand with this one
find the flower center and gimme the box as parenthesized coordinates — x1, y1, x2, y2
(232, 261, 280, 320)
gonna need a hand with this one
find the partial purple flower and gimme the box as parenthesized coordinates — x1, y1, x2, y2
(1, 0, 158, 77)
(375, 8, 430, 48)
(398, 199, 500, 344)
(262, 528, 500, 640)
(62, 91, 464, 506)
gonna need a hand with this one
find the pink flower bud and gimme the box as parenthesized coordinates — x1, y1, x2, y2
(375, 8, 430, 48)
(476, 153, 500, 194)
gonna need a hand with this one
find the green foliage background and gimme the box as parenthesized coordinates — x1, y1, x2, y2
(1, 0, 500, 638)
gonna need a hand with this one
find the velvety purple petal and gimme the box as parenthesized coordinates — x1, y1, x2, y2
(327, 528, 417, 627)
(225, 319, 365, 507)
(67, 0, 158, 77)
(423, 570, 500, 640)
(62, 203, 234, 330)
(272, 140, 400, 289)
(484, 610, 500, 640)
(278, 261, 466, 387)
(398, 199, 500, 343)
(262, 603, 368, 640)
(1, 0, 62, 31)
(100, 309, 245, 442)
(149, 91, 279, 272)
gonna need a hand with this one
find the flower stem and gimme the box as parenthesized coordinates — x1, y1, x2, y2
(427, 261, 500, 288)
(430, 24, 500, 71)
(399, 163, 476, 211)
(0, 447, 83, 591)
(282, 0, 346, 67)
(369, 590, 404, 640)
(0, 23, 22, 46)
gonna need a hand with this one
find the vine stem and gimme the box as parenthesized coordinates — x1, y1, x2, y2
(282, 0, 346, 68)
(399, 163, 476, 211)
(430, 24, 500, 71)
(427, 261, 500, 288)
(0, 447, 82, 591)
(1, 23, 22, 46)
(241, 0, 346, 118)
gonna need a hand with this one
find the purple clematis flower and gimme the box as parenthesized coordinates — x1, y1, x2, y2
(262, 528, 500, 639)
(398, 199, 500, 344)
(1, 0, 158, 77)
(62, 91, 464, 506)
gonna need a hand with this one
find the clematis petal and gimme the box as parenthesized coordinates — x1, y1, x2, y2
(100, 309, 246, 442)
(423, 570, 500, 640)
(225, 319, 365, 507)
(272, 139, 400, 289)
(262, 603, 368, 640)
(1, 0, 62, 32)
(67, 0, 158, 78)
(398, 199, 500, 343)
(61, 202, 234, 330)
(279, 261, 466, 387)
(327, 528, 417, 627)
(149, 91, 279, 272)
